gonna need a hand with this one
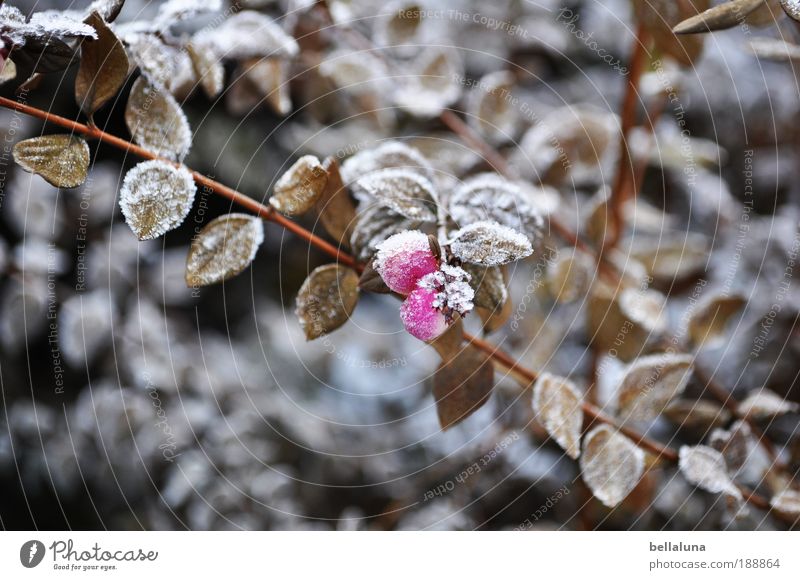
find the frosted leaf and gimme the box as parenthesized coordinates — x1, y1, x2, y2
(123, 33, 174, 89)
(433, 345, 493, 429)
(156, 0, 223, 28)
(394, 48, 462, 118)
(737, 388, 799, 420)
(119, 160, 196, 240)
(618, 287, 667, 334)
(467, 70, 520, 145)
(341, 141, 435, 186)
(374, 0, 432, 57)
(240, 57, 291, 116)
(709, 420, 753, 474)
(782, 0, 800, 21)
(417, 263, 474, 315)
(630, 233, 710, 283)
(448, 173, 544, 239)
(269, 155, 328, 216)
(547, 249, 593, 304)
(448, 221, 532, 266)
(295, 264, 359, 340)
(13, 134, 90, 188)
(316, 157, 356, 248)
(750, 38, 800, 61)
(26, 12, 97, 41)
(185, 214, 264, 287)
(580, 425, 645, 508)
(463, 264, 507, 311)
(187, 39, 225, 99)
(770, 489, 800, 517)
(617, 353, 693, 422)
(125, 76, 192, 161)
(59, 291, 114, 367)
(688, 293, 746, 348)
(350, 204, 418, 262)
(75, 12, 129, 116)
(318, 49, 390, 96)
(664, 399, 731, 431)
(673, 0, 763, 34)
(355, 168, 437, 222)
(208, 11, 299, 60)
(678, 445, 742, 501)
(88, 0, 125, 22)
(532, 373, 583, 459)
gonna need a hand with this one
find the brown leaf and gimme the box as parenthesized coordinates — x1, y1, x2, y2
(269, 155, 328, 216)
(13, 134, 90, 188)
(580, 425, 645, 508)
(185, 213, 264, 287)
(547, 249, 593, 304)
(673, 0, 765, 34)
(316, 156, 356, 247)
(463, 264, 508, 311)
(356, 168, 438, 222)
(689, 293, 746, 348)
(664, 399, 731, 431)
(75, 11, 129, 116)
(357, 260, 391, 294)
(295, 264, 359, 340)
(429, 317, 464, 363)
(243, 57, 292, 116)
(477, 298, 512, 334)
(617, 353, 693, 421)
(532, 373, 583, 459)
(709, 420, 753, 473)
(187, 40, 224, 99)
(433, 345, 494, 429)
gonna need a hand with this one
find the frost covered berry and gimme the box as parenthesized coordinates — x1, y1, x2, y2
(374, 230, 439, 295)
(399, 264, 475, 341)
(400, 288, 449, 341)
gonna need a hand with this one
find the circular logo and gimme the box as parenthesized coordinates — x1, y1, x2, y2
(19, 540, 45, 568)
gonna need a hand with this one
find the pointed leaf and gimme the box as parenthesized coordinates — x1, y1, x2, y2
(678, 445, 742, 500)
(433, 345, 494, 429)
(448, 221, 532, 266)
(295, 264, 359, 340)
(316, 156, 356, 248)
(533, 373, 583, 459)
(186, 213, 264, 287)
(125, 76, 192, 161)
(737, 388, 799, 420)
(75, 11, 129, 115)
(617, 353, 693, 421)
(13, 134, 90, 188)
(581, 425, 645, 508)
(269, 155, 328, 216)
(689, 293, 746, 348)
(673, 0, 764, 34)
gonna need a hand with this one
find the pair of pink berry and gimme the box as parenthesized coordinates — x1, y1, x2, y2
(374, 230, 454, 342)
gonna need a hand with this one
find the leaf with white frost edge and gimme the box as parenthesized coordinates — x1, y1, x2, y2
(269, 155, 328, 216)
(125, 76, 192, 162)
(580, 425, 645, 508)
(448, 221, 532, 266)
(678, 445, 742, 501)
(355, 168, 438, 222)
(532, 373, 583, 459)
(119, 160, 196, 240)
(616, 353, 693, 422)
(13, 135, 90, 188)
(295, 264, 359, 340)
(737, 388, 799, 420)
(185, 213, 264, 287)
(770, 489, 800, 517)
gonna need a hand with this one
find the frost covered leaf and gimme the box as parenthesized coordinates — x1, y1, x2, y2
(673, 0, 764, 34)
(208, 11, 299, 60)
(318, 48, 390, 96)
(664, 399, 731, 431)
(580, 425, 645, 508)
(125, 77, 192, 162)
(269, 155, 328, 216)
(316, 157, 356, 248)
(547, 249, 593, 304)
(449, 221, 532, 266)
(394, 48, 462, 118)
(374, 0, 430, 55)
(13, 135, 90, 188)
(532, 373, 583, 459)
(617, 353, 693, 422)
(356, 168, 437, 221)
(782, 0, 800, 21)
(770, 489, 800, 517)
(433, 345, 494, 429)
(341, 141, 435, 186)
(709, 420, 753, 473)
(75, 12, 129, 116)
(737, 388, 799, 420)
(678, 445, 742, 501)
(448, 173, 544, 239)
(295, 264, 360, 340)
(185, 214, 263, 287)
(187, 40, 224, 99)
(463, 264, 507, 311)
(350, 204, 418, 262)
(629, 233, 710, 283)
(119, 160, 196, 240)
(688, 293, 746, 348)
(467, 70, 519, 144)
(750, 38, 800, 61)
(89, 0, 125, 23)
(241, 57, 292, 116)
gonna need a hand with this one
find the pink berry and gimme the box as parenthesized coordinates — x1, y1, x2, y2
(374, 230, 438, 295)
(400, 287, 449, 342)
